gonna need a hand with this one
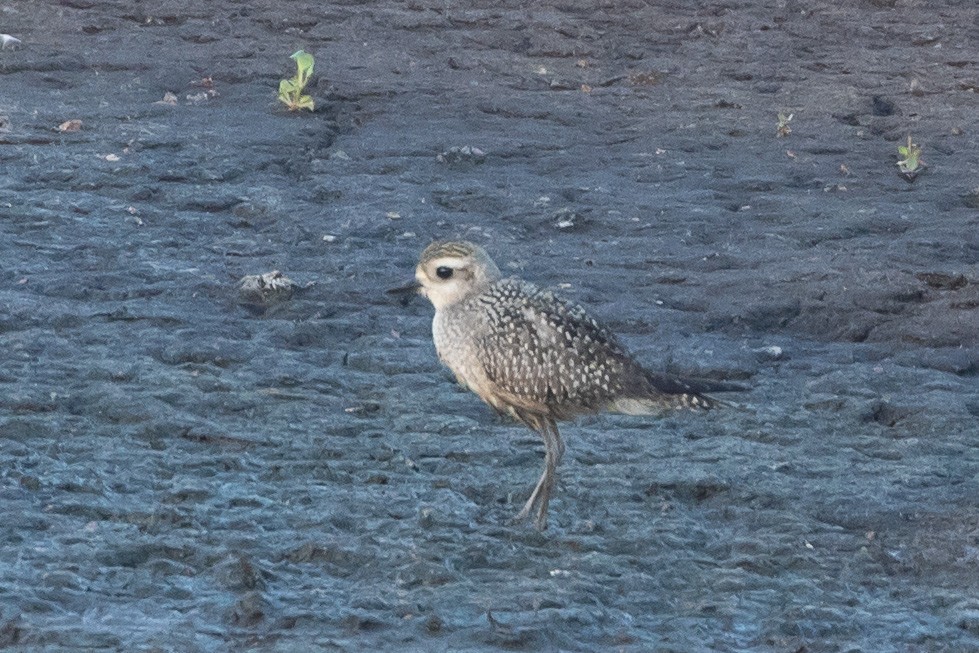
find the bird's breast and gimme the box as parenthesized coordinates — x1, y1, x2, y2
(433, 309, 475, 377)
(432, 306, 498, 401)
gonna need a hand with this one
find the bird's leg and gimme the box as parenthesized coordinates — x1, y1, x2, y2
(516, 474, 547, 524)
(532, 421, 563, 530)
(514, 418, 562, 530)
(515, 432, 551, 524)
(552, 420, 565, 465)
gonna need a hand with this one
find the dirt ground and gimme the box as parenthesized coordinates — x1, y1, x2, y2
(1, 0, 978, 651)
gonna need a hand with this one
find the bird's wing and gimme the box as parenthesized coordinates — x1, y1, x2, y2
(475, 283, 638, 418)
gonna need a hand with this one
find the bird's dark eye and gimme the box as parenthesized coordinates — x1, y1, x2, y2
(436, 266, 454, 280)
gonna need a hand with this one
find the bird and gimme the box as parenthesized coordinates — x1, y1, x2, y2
(392, 240, 741, 529)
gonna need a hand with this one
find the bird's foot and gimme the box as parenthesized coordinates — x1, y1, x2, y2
(512, 488, 550, 530)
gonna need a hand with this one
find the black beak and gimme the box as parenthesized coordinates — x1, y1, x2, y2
(387, 279, 421, 306)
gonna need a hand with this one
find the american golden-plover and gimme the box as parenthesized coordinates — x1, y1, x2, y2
(394, 240, 738, 529)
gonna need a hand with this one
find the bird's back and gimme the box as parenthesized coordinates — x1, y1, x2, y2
(433, 278, 714, 421)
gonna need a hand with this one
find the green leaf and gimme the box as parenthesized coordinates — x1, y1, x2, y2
(897, 135, 922, 173)
(279, 51, 315, 111)
(291, 50, 314, 85)
(295, 96, 315, 111)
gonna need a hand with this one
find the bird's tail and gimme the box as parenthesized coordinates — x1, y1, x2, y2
(610, 371, 748, 415)
(610, 393, 720, 414)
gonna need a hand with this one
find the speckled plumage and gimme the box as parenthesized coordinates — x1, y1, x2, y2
(411, 240, 728, 529)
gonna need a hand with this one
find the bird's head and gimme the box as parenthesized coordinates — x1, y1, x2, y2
(411, 240, 502, 310)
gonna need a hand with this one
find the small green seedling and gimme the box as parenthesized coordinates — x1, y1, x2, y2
(897, 134, 924, 182)
(776, 112, 793, 138)
(278, 50, 315, 112)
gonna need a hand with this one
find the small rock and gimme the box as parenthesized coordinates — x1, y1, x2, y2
(437, 145, 486, 165)
(154, 92, 179, 106)
(186, 90, 217, 104)
(549, 78, 577, 90)
(56, 119, 83, 132)
(418, 507, 435, 528)
(553, 207, 585, 231)
(754, 345, 786, 361)
(238, 271, 298, 310)
(0, 34, 21, 50)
